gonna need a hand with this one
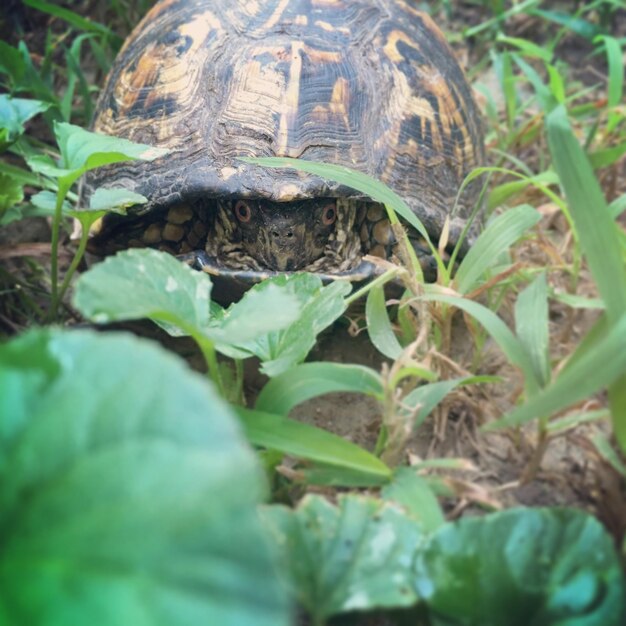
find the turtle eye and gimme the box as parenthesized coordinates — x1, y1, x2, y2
(234, 200, 252, 223)
(322, 204, 336, 225)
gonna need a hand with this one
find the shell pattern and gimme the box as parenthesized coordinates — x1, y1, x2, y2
(85, 0, 484, 254)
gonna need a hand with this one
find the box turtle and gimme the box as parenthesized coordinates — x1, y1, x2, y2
(83, 0, 484, 290)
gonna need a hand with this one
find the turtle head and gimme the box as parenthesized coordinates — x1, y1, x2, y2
(232, 199, 337, 271)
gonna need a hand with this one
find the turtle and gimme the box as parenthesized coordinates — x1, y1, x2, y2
(82, 0, 484, 294)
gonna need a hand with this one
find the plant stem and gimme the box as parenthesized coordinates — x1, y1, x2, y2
(194, 333, 225, 396)
(56, 219, 90, 308)
(344, 267, 402, 306)
(47, 187, 66, 321)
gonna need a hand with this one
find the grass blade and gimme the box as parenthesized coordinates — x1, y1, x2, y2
(421, 290, 539, 394)
(515, 273, 551, 388)
(547, 104, 626, 449)
(485, 314, 626, 430)
(237, 407, 392, 481)
(454, 204, 540, 294)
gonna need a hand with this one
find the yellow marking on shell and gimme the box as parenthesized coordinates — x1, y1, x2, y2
(275, 183, 302, 200)
(294, 15, 308, 25)
(221, 166, 237, 180)
(330, 77, 350, 128)
(315, 20, 335, 31)
(105, 9, 222, 144)
(419, 12, 450, 48)
(178, 10, 222, 45)
(243, 0, 261, 15)
(383, 30, 421, 64)
(276, 41, 304, 156)
(256, 0, 291, 32)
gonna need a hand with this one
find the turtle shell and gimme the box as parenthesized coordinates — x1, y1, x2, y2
(83, 0, 484, 265)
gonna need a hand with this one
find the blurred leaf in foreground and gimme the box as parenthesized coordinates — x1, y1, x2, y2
(0, 329, 288, 626)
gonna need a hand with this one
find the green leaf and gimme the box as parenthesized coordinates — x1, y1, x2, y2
(608, 193, 626, 220)
(0, 95, 50, 148)
(73, 248, 212, 335)
(22, 0, 121, 44)
(30, 190, 72, 215)
(214, 273, 350, 377)
(0, 329, 288, 626)
(487, 171, 559, 210)
(454, 204, 540, 294)
(589, 141, 626, 170)
(382, 468, 445, 533)
(592, 434, 626, 479)
(0, 173, 24, 214)
(237, 407, 391, 481)
(88, 187, 148, 212)
(498, 35, 552, 61)
(513, 55, 557, 113)
(530, 9, 603, 40)
(262, 495, 423, 622)
(256, 362, 384, 414)
(596, 35, 624, 108)
(0, 40, 26, 86)
(55, 122, 169, 172)
(486, 314, 626, 430)
(401, 376, 495, 428)
(26, 154, 73, 179)
(414, 508, 626, 626)
(0, 161, 44, 188)
(366, 283, 404, 359)
(208, 276, 305, 347)
(515, 273, 550, 388)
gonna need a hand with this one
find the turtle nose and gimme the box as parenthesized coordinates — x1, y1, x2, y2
(271, 228, 294, 242)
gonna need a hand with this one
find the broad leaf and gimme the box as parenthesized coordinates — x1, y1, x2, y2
(0, 173, 24, 216)
(0, 329, 288, 626)
(73, 248, 212, 335)
(214, 273, 350, 377)
(88, 187, 148, 212)
(0, 95, 49, 148)
(207, 277, 304, 346)
(262, 495, 423, 622)
(414, 508, 626, 626)
(381, 468, 445, 533)
(56, 122, 168, 172)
